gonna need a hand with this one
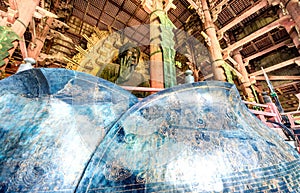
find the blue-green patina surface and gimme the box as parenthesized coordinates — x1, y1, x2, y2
(0, 69, 299, 192)
(0, 68, 137, 192)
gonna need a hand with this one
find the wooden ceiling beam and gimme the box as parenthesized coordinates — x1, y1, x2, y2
(204, 73, 214, 79)
(280, 98, 298, 104)
(293, 83, 299, 92)
(226, 5, 237, 17)
(274, 81, 300, 89)
(243, 39, 291, 63)
(249, 56, 300, 76)
(226, 56, 238, 66)
(255, 75, 300, 80)
(94, 0, 107, 28)
(282, 106, 298, 112)
(223, 15, 293, 56)
(268, 32, 276, 45)
(251, 41, 259, 52)
(278, 90, 300, 96)
(217, 0, 269, 39)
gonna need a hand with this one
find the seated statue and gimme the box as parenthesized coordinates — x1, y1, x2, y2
(97, 42, 150, 97)
(115, 42, 148, 87)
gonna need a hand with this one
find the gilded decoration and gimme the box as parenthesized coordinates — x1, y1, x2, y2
(65, 27, 150, 91)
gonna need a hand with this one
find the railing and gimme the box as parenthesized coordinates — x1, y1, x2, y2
(121, 86, 164, 92)
(122, 86, 284, 128)
(122, 86, 300, 151)
(122, 86, 282, 121)
(281, 111, 300, 129)
(243, 101, 300, 153)
(243, 101, 282, 128)
(281, 111, 300, 153)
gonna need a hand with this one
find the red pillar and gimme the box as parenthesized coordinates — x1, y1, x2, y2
(200, 0, 226, 81)
(1, 0, 40, 71)
(142, 0, 166, 89)
(282, 0, 300, 29)
(27, 17, 54, 60)
(278, 9, 300, 53)
(232, 49, 255, 101)
(289, 29, 300, 53)
(11, 0, 40, 45)
(149, 11, 164, 89)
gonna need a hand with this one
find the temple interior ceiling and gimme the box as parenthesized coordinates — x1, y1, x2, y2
(0, 0, 300, 111)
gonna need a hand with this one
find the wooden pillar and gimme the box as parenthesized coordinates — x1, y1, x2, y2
(27, 17, 54, 60)
(289, 29, 300, 52)
(278, 9, 300, 53)
(1, 0, 40, 71)
(217, 0, 269, 39)
(0, 0, 18, 25)
(281, 0, 300, 29)
(223, 15, 292, 56)
(27, 0, 60, 61)
(200, 0, 226, 81)
(0, 13, 7, 26)
(149, 9, 164, 89)
(232, 49, 255, 101)
(142, 0, 176, 89)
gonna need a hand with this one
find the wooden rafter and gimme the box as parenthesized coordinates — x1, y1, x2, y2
(223, 15, 294, 56)
(217, 0, 269, 39)
(243, 39, 291, 63)
(210, 0, 228, 22)
(280, 98, 298, 104)
(267, 32, 275, 45)
(249, 56, 300, 77)
(226, 56, 238, 66)
(274, 81, 300, 89)
(293, 83, 299, 92)
(255, 76, 300, 80)
(251, 41, 259, 52)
